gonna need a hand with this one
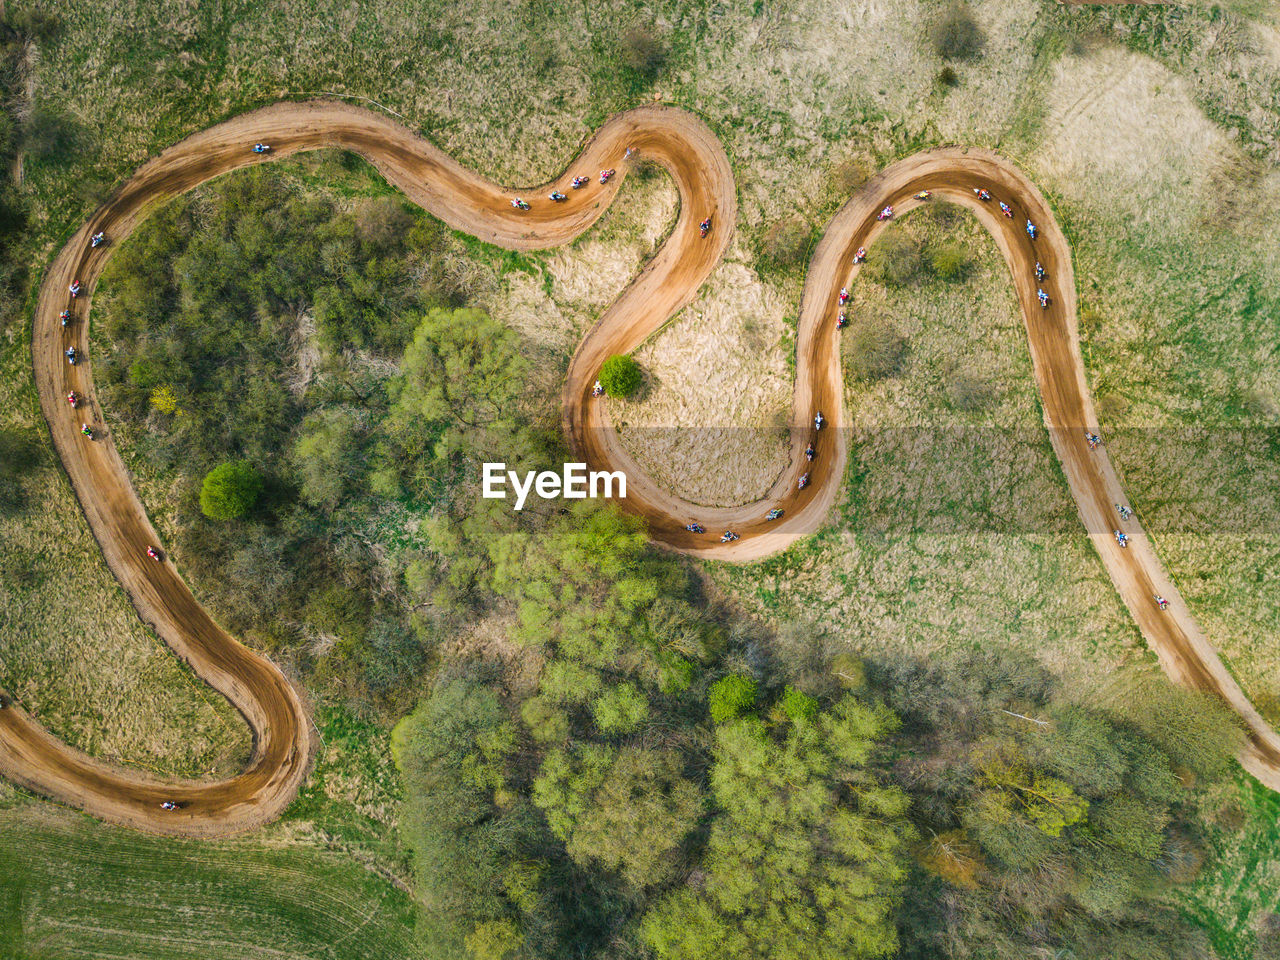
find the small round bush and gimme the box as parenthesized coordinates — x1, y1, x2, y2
(864, 230, 922, 287)
(199, 461, 264, 521)
(929, 241, 970, 280)
(709, 674, 758, 723)
(843, 319, 908, 383)
(599, 354, 643, 399)
(937, 66, 960, 88)
(932, 4, 985, 62)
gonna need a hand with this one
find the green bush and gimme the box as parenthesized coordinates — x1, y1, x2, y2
(781, 685, 819, 722)
(843, 319, 908, 383)
(931, 3, 985, 62)
(937, 66, 959, 88)
(709, 674, 758, 723)
(864, 230, 922, 287)
(929, 241, 970, 280)
(198, 461, 263, 520)
(599, 354, 643, 398)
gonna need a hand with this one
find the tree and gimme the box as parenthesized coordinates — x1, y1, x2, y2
(198, 461, 263, 520)
(292, 407, 364, 512)
(536, 746, 703, 890)
(709, 674, 757, 722)
(599, 354, 643, 398)
(642, 695, 912, 959)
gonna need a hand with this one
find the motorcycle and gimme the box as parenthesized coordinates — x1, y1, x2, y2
(1085, 431, 1101, 450)
(66, 347, 78, 365)
(836, 311, 847, 329)
(913, 191, 931, 201)
(805, 442, 815, 462)
(1037, 289, 1049, 309)
(1034, 262, 1046, 282)
(69, 281, 81, 297)
(147, 546, 162, 561)
(838, 287, 849, 305)
(571, 175, 589, 189)
(67, 391, 79, 408)
(765, 508, 784, 521)
(999, 202, 1013, 218)
(80, 423, 93, 439)
(549, 191, 567, 202)
(797, 472, 810, 490)
(511, 198, 531, 210)
(90, 232, 106, 248)
(160, 800, 186, 811)
(599, 169, 615, 184)
(59, 310, 71, 327)
(1025, 220, 1038, 240)
(1115, 503, 1133, 521)
(814, 412, 825, 431)
(1154, 595, 1169, 610)
(252, 143, 271, 154)
(592, 380, 604, 398)
(974, 188, 991, 202)
(877, 205, 893, 221)
(720, 531, 739, 543)
(852, 247, 866, 264)
(699, 217, 711, 238)
(1114, 530, 1128, 548)
(685, 522, 705, 534)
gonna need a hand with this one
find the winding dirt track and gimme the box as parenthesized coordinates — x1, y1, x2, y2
(5, 100, 1279, 836)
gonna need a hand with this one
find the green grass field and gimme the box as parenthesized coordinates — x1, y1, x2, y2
(0, 801, 424, 960)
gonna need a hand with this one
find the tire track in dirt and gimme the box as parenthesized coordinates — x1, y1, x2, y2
(4, 99, 1277, 836)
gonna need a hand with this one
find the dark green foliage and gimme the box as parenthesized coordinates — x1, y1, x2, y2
(93, 166, 437, 705)
(937, 66, 960, 88)
(199, 461, 263, 520)
(875, 648, 1232, 960)
(931, 3, 985, 62)
(709, 673, 758, 722)
(598, 353, 642, 398)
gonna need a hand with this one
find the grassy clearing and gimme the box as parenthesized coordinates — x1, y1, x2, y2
(1185, 774, 1280, 960)
(708, 204, 1144, 694)
(0, 801, 424, 960)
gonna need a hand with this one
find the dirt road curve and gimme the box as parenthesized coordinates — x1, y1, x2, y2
(5, 101, 1277, 836)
